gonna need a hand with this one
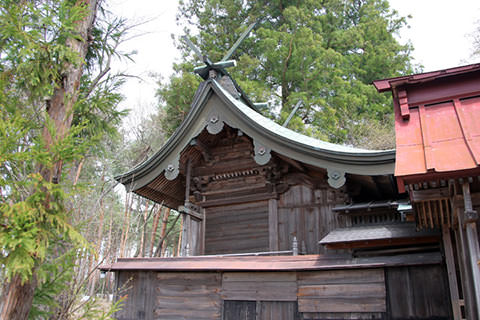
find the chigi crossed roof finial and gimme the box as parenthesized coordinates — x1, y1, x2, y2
(182, 21, 257, 80)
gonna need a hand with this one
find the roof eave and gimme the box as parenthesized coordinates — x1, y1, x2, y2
(116, 79, 396, 192)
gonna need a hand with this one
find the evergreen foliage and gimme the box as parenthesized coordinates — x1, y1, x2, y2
(158, 0, 418, 147)
(0, 1, 129, 318)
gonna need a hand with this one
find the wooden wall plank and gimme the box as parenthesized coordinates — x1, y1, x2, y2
(302, 312, 384, 319)
(298, 283, 385, 298)
(223, 301, 256, 320)
(298, 268, 384, 285)
(115, 271, 156, 320)
(278, 185, 343, 255)
(298, 297, 386, 313)
(153, 272, 222, 320)
(386, 265, 451, 319)
(205, 201, 269, 254)
(259, 301, 301, 320)
(222, 272, 297, 301)
(268, 199, 279, 251)
(297, 269, 386, 314)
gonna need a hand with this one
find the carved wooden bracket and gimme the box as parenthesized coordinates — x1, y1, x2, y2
(206, 111, 224, 134)
(327, 168, 346, 189)
(163, 155, 180, 180)
(178, 201, 203, 220)
(253, 140, 271, 165)
(398, 89, 410, 120)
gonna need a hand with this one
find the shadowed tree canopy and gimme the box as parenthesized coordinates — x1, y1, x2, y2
(158, 0, 417, 148)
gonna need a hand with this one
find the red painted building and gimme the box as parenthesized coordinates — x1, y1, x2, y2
(374, 63, 480, 320)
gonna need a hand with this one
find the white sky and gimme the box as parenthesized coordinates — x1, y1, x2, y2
(108, 0, 480, 123)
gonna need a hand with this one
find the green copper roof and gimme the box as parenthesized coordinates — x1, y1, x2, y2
(116, 79, 395, 191)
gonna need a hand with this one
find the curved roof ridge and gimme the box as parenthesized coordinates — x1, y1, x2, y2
(212, 79, 394, 156)
(116, 79, 395, 191)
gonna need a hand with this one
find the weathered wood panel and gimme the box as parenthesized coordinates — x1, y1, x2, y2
(259, 301, 301, 320)
(297, 269, 386, 315)
(223, 300, 256, 320)
(278, 185, 344, 254)
(302, 312, 384, 319)
(222, 272, 297, 301)
(115, 271, 156, 320)
(386, 265, 451, 319)
(153, 272, 222, 320)
(268, 199, 279, 251)
(205, 201, 269, 254)
(190, 216, 202, 255)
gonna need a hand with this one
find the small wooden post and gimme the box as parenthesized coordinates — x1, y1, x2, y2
(292, 236, 298, 256)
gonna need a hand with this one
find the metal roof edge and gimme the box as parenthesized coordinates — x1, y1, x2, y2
(114, 80, 216, 188)
(115, 78, 396, 191)
(210, 80, 395, 168)
(373, 63, 480, 92)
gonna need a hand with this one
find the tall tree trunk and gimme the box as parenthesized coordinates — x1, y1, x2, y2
(119, 192, 133, 257)
(0, 1, 99, 319)
(138, 201, 150, 257)
(159, 208, 171, 256)
(0, 274, 36, 320)
(88, 178, 106, 296)
(176, 217, 184, 256)
(149, 205, 162, 257)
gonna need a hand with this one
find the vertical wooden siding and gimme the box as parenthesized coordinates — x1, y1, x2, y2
(278, 185, 344, 254)
(205, 201, 269, 254)
(386, 265, 451, 319)
(115, 271, 156, 320)
(223, 300, 256, 320)
(224, 301, 300, 320)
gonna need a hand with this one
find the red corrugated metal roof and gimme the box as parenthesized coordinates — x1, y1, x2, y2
(395, 96, 480, 189)
(99, 253, 441, 271)
(375, 64, 480, 192)
(373, 63, 480, 92)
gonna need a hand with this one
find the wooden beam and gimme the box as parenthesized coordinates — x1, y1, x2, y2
(181, 159, 192, 256)
(454, 211, 476, 320)
(190, 138, 210, 162)
(268, 199, 279, 252)
(442, 226, 463, 320)
(324, 236, 440, 250)
(178, 205, 204, 220)
(199, 192, 277, 208)
(410, 187, 449, 202)
(461, 182, 480, 319)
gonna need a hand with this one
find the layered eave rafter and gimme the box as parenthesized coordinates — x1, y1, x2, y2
(116, 79, 395, 195)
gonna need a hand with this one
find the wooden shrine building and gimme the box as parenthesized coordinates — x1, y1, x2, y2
(100, 63, 480, 319)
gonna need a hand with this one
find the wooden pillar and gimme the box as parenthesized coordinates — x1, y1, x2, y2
(268, 198, 279, 252)
(181, 159, 192, 256)
(455, 214, 476, 319)
(201, 206, 206, 255)
(461, 182, 480, 319)
(442, 226, 463, 320)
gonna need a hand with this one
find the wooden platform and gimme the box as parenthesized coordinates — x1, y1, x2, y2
(100, 252, 442, 272)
